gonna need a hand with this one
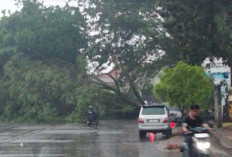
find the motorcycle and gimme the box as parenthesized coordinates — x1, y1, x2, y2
(87, 119, 99, 129)
(182, 124, 211, 157)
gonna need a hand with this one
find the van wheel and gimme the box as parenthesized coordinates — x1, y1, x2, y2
(165, 129, 172, 139)
(139, 131, 146, 139)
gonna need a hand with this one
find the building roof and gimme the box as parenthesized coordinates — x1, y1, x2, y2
(97, 67, 121, 86)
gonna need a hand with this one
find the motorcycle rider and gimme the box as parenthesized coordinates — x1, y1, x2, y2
(87, 105, 98, 125)
(182, 104, 212, 156)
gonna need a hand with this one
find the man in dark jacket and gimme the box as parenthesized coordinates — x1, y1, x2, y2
(87, 105, 98, 125)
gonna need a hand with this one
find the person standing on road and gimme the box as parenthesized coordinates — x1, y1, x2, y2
(86, 105, 98, 125)
(182, 104, 212, 155)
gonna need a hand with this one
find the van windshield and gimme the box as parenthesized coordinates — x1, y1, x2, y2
(142, 107, 165, 115)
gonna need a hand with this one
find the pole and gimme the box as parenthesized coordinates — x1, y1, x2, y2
(214, 84, 222, 128)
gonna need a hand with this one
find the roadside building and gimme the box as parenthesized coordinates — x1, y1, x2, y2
(202, 57, 231, 121)
(97, 67, 121, 86)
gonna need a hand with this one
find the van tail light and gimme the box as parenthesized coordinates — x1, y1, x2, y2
(163, 118, 169, 123)
(138, 118, 144, 123)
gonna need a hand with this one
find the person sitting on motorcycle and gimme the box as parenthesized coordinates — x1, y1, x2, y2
(87, 105, 98, 125)
(182, 104, 212, 156)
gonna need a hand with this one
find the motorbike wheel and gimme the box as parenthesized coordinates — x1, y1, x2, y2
(96, 122, 100, 129)
(87, 121, 91, 127)
(93, 121, 99, 129)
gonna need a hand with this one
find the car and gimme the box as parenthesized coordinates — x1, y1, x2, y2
(138, 104, 172, 139)
(169, 107, 182, 125)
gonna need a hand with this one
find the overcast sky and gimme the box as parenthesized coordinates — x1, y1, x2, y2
(0, 0, 78, 17)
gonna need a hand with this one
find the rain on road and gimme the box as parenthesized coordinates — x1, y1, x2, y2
(0, 120, 230, 157)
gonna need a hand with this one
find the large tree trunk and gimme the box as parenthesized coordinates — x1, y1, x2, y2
(177, 104, 185, 120)
(119, 64, 144, 106)
(214, 85, 222, 128)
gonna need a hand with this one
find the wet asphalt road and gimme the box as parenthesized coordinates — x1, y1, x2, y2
(0, 120, 230, 157)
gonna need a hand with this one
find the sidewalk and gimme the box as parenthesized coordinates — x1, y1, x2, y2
(212, 123, 232, 149)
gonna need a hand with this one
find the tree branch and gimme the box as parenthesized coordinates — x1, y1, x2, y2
(117, 62, 144, 106)
(105, 73, 121, 96)
(89, 74, 138, 106)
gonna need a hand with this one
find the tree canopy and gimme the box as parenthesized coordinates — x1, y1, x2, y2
(81, 0, 169, 105)
(0, 0, 149, 122)
(1, 0, 232, 122)
(153, 61, 213, 115)
(158, 0, 232, 66)
(0, 1, 87, 64)
(0, 1, 114, 122)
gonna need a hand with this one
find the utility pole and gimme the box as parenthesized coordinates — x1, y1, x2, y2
(214, 85, 222, 128)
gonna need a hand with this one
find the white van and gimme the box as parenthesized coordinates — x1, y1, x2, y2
(138, 105, 172, 139)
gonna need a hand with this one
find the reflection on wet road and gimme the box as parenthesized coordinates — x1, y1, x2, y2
(0, 120, 230, 157)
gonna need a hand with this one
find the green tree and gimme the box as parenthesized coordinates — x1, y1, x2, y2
(82, 0, 167, 106)
(0, 53, 115, 122)
(153, 61, 213, 116)
(158, 0, 232, 66)
(0, 1, 87, 66)
(1, 54, 77, 122)
(0, 1, 95, 122)
(0, 1, 138, 122)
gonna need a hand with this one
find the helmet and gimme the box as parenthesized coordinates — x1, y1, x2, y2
(89, 105, 93, 109)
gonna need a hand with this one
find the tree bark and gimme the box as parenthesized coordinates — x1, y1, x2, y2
(214, 85, 222, 128)
(118, 63, 144, 106)
(177, 104, 185, 120)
